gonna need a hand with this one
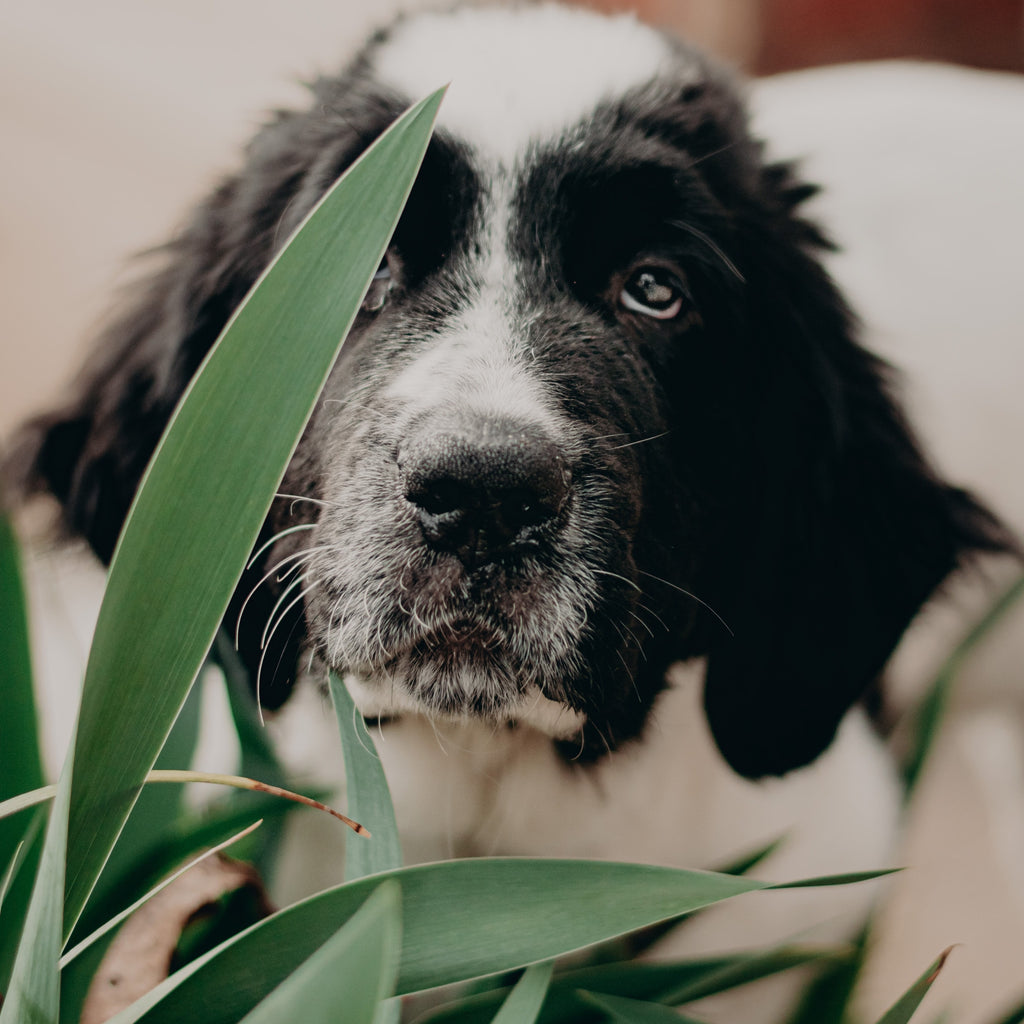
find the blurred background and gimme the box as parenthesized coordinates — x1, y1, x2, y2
(2, 3, 1023, 1023)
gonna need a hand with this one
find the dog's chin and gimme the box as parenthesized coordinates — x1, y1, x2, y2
(341, 651, 588, 742)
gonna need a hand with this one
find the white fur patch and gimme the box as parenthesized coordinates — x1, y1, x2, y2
(383, 176, 564, 439)
(371, 5, 678, 161)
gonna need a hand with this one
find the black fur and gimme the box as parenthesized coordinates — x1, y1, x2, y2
(5, 15, 1010, 778)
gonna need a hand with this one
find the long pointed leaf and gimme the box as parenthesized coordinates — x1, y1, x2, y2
(329, 671, 402, 881)
(0, 841, 25, 916)
(60, 88, 444, 938)
(0, 509, 45, 991)
(238, 881, 401, 1024)
(990, 996, 1024, 1024)
(903, 572, 1024, 795)
(59, 820, 262, 968)
(420, 945, 843, 1024)
(578, 991, 707, 1024)
(109, 859, 767, 1024)
(491, 963, 555, 1024)
(0, 743, 74, 1024)
(0, 510, 42, 804)
(873, 949, 953, 1024)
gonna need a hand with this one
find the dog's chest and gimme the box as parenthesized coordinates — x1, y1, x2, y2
(270, 662, 901, 893)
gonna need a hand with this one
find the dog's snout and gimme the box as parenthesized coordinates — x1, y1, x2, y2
(401, 425, 570, 567)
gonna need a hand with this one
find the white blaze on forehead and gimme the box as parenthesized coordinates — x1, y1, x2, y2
(383, 173, 560, 436)
(370, 5, 677, 161)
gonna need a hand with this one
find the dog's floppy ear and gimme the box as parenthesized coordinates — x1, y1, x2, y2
(4, 102, 353, 708)
(699, 162, 1012, 779)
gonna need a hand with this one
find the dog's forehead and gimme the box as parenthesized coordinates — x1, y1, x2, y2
(369, 6, 681, 161)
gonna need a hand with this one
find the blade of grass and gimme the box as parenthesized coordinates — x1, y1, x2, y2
(59, 820, 262, 968)
(784, 923, 868, 1024)
(659, 944, 844, 1006)
(0, 508, 46, 993)
(572, 836, 790, 968)
(577, 991, 707, 1024)
(0, 742, 74, 1024)
(491, 962, 555, 1024)
(903, 572, 1024, 795)
(419, 947, 844, 1024)
(764, 869, 900, 890)
(989, 996, 1024, 1024)
(328, 671, 402, 880)
(0, 841, 25, 915)
(239, 881, 401, 1024)
(109, 859, 765, 1023)
(106, 859, 883, 1024)
(0, 510, 43, 806)
(73, 674, 202, 945)
(60, 88, 444, 939)
(872, 948, 954, 1024)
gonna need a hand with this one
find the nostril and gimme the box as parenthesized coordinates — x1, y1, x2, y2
(400, 425, 571, 565)
(407, 477, 475, 518)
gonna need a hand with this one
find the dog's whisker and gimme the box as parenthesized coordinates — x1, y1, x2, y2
(255, 580, 323, 719)
(607, 431, 670, 451)
(637, 569, 734, 636)
(274, 492, 345, 513)
(261, 579, 320, 655)
(247, 522, 316, 569)
(633, 601, 668, 636)
(260, 573, 311, 650)
(235, 546, 328, 648)
(592, 567, 643, 594)
(670, 220, 745, 283)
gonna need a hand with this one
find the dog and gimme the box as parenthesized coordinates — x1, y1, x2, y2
(6, 5, 1017, 1020)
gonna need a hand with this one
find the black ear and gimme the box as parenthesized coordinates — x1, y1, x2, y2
(699, 162, 1012, 779)
(3, 97, 369, 707)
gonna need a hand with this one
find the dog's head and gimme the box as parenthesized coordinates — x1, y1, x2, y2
(8, 6, 1009, 777)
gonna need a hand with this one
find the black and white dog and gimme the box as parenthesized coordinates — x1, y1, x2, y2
(7, 4, 1015, 1016)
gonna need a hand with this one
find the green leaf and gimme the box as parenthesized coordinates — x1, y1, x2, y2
(107, 858, 767, 1024)
(238, 881, 401, 1024)
(60, 820, 262, 968)
(577, 991, 707, 1024)
(0, 743, 74, 1024)
(0, 841, 25, 915)
(491, 963, 555, 1024)
(784, 926, 867, 1024)
(422, 945, 843, 1024)
(764, 869, 899, 890)
(0, 510, 43, 805)
(329, 671, 402, 881)
(903, 572, 1024, 796)
(0, 508, 46, 993)
(72, 675, 202, 945)
(872, 948, 953, 1024)
(60, 87, 444, 939)
(658, 945, 843, 1006)
(989, 996, 1024, 1024)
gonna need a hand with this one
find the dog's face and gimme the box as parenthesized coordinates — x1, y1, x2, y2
(9, 6, 1005, 778)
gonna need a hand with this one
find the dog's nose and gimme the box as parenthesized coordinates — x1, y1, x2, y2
(401, 424, 570, 567)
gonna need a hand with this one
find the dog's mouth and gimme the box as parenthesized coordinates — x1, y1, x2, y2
(400, 619, 504, 661)
(333, 610, 588, 738)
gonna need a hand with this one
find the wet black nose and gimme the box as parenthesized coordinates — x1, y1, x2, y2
(401, 424, 570, 567)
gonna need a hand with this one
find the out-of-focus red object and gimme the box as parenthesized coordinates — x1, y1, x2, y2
(582, 0, 1023, 72)
(757, 0, 1023, 72)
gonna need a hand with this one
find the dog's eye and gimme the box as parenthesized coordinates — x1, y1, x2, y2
(619, 266, 687, 320)
(362, 260, 394, 314)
